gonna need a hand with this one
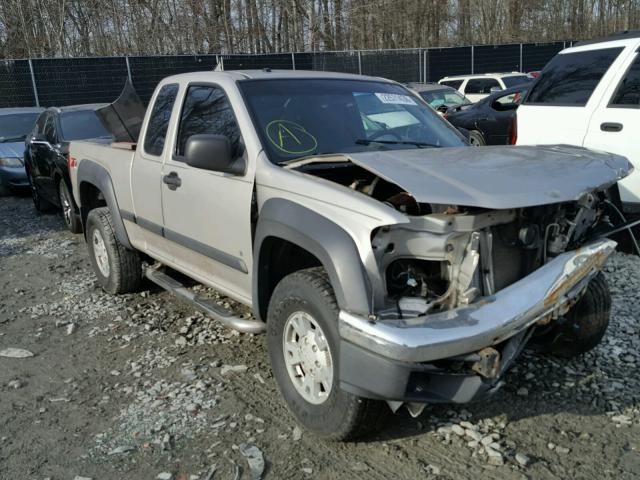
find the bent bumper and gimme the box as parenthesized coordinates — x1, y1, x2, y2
(339, 238, 616, 363)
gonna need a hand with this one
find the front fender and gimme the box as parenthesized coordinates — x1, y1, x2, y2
(253, 198, 372, 321)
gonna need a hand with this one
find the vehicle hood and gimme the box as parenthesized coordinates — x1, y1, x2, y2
(0, 141, 26, 162)
(347, 145, 632, 209)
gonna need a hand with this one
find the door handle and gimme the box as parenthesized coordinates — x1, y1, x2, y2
(600, 122, 623, 132)
(162, 171, 182, 190)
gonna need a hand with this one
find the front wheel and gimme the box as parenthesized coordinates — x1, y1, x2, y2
(267, 267, 387, 441)
(468, 130, 486, 146)
(86, 207, 141, 294)
(530, 273, 611, 358)
(58, 179, 82, 233)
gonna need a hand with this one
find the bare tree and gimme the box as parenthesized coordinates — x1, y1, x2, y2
(1, 0, 639, 58)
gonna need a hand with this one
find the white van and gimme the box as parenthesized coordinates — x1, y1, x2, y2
(517, 31, 640, 213)
(438, 73, 532, 102)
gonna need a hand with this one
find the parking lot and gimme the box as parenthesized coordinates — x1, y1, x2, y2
(1, 194, 638, 479)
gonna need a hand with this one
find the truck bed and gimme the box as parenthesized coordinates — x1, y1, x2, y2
(69, 140, 137, 215)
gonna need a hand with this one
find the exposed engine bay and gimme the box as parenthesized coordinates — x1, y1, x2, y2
(294, 159, 617, 318)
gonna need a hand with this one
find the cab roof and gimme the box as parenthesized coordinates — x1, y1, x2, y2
(165, 69, 393, 83)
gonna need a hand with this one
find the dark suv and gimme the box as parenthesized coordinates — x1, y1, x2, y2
(24, 104, 112, 232)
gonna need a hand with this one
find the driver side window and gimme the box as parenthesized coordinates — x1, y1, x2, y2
(175, 85, 243, 160)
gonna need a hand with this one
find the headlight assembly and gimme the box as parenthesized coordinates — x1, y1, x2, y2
(0, 157, 23, 167)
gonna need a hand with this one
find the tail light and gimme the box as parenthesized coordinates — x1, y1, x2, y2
(67, 155, 77, 169)
(509, 115, 518, 145)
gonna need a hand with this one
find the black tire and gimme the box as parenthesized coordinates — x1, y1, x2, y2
(27, 170, 54, 212)
(86, 207, 141, 294)
(267, 267, 388, 441)
(531, 273, 611, 358)
(469, 130, 486, 146)
(0, 184, 9, 197)
(58, 179, 82, 234)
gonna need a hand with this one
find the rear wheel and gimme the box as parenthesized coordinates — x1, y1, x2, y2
(28, 171, 53, 212)
(267, 267, 387, 441)
(531, 273, 611, 358)
(469, 130, 486, 146)
(86, 207, 141, 294)
(58, 179, 82, 233)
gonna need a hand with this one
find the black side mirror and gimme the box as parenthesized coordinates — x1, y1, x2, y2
(184, 134, 245, 175)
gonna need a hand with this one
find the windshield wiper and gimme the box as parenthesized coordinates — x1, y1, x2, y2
(354, 139, 441, 148)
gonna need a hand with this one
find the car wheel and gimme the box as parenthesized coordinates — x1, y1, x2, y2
(58, 179, 82, 233)
(86, 207, 141, 294)
(267, 267, 387, 441)
(530, 273, 611, 358)
(0, 184, 9, 197)
(468, 130, 486, 146)
(28, 171, 53, 212)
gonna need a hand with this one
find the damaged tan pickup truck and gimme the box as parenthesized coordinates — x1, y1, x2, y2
(69, 70, 632, 440)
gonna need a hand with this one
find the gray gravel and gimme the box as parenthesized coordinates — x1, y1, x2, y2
(1, 195, 639, 479)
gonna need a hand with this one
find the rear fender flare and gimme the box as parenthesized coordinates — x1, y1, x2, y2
(76, 160, 132, 250)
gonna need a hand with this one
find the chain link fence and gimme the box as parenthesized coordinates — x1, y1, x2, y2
(0, 41, 569, 108)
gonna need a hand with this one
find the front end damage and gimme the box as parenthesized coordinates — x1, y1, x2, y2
(339, 237, 614, 407)
(288, 146, 631, 412)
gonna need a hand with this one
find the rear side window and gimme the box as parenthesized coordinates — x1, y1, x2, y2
(143, 83, 179, 156)
(60, 110, 111, 141)
(609, 54, 640, 107)
(526, 47, 623, 106)
(175, 85, 243, 159)
(465, 78, 500, 94)
(441, 80, 463, 90)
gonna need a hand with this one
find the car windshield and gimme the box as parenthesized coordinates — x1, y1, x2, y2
(0, 113, 40, 143)
(239, 79, 466, 164)
(502, 76, 532, 88)
(60, 110, 112, 141)
(420, 89, 470, 108)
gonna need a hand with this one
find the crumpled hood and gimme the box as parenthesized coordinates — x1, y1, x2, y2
(348, 145, 632, 209)
(0, 142, 26, 163)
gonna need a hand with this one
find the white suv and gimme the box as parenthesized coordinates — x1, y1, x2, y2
(438, 73, 532, 102)
(517, 31, 640, 213)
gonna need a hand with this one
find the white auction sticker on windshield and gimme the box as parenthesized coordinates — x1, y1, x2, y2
(375, 93, 417, 105)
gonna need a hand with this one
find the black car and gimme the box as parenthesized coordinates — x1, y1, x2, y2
(446, 85, 528, 146)
(25, 104, 112, 232)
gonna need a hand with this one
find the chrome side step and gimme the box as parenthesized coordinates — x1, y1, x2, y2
(145, 267, 266, 334)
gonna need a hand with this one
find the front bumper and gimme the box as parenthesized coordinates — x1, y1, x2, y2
(338, 238, 616, 402)
(0, 165, 28, 188)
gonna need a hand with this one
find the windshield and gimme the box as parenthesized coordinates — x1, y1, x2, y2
(420, 89, 470, 108)
(502, 76, 532, 88)
(0, 113, 40, 143)
(239, 79, 466, 164)
(60, 110, 112, 141)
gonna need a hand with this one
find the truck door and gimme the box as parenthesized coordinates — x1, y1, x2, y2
(584, 47, 640, 209)
(131, 83, 180, 259)
(160, 83, 254, 303)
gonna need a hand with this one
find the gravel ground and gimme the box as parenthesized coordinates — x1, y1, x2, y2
(0, 194, 639, 480)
